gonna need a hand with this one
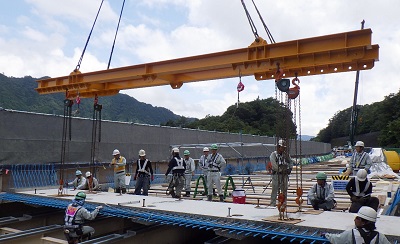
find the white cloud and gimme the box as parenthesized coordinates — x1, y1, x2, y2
(1, 0, 400, 137)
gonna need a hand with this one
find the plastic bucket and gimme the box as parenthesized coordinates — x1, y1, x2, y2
(125, 174, 132, 186)
(232, 189, 246, 204)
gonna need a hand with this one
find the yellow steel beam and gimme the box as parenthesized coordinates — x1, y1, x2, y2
(36, 28, 379, 98)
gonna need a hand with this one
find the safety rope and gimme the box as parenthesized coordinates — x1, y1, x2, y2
(107, 0, 126, 69)
(250, 0, 275, 43)
(75, 0, 105, 71)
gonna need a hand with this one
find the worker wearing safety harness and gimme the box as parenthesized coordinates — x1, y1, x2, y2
(67, 170, 87, 190)
(348, 141, 372, 176)
(134, 149, 154, 196)
(165, 147, 186, 198)
(84, 171, 100, 191)
(307, 172, 336, 211)
(207, 144, 226, 202)
(269, 139, 293, 207)
(324, 206, 391, 244)
(64, 192, 102, 243)
(346, 169, 380, 213)
(198, 147, 210, 195)
(183, 150, 195, 197)
(110, 149, 127, 194)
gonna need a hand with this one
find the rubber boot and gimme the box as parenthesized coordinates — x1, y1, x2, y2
(185, 191, 190, 197)
(207, 195, 212, 201)
(219, 195, 224, 202)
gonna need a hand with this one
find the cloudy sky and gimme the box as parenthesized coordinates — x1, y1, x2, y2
(1, 0, 399, 136)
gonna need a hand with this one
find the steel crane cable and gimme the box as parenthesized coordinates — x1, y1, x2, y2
(107, 0, 126, 69)
(74, 0, 105, 71)
(250, 0, 275, 44)
(241, 0, 260, 41)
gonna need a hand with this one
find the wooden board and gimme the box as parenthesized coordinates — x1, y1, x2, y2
(261, 216, 303, 224)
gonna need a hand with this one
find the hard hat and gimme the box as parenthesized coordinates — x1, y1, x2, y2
(356, 169, 368, 181)
(172, 147, 179, 153)
(184, 150, 190, 156)
(75, 170, 82, 176)
(211, 144, 218, 150)
(278, 139, 286, 147)
(85, 171, 91, 178)
(203, 147, 209, 152)
(357, 206, 377, 222)
(75, 191, 86, 200)
(139, 149, 146, 157)
(355, 141, 364, 147)
(316, 172, 327, 180)
(112, 149, 120, 155)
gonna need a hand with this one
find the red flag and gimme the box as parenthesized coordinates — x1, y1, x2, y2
(75, 95, 81, 105)
(237, 81, 245, 92)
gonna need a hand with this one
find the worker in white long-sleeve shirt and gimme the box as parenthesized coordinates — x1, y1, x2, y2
(183, 150, 195, 197)
(67, 170, 87, 190)
(207, 144, 226, 202)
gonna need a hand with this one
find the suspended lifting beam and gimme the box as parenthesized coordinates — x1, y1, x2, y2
(36, 28, 379, 99)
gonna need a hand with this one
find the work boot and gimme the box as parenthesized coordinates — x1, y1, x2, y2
(207, 195, 212, 201)
(185, 191, 190, 197)
(115, 188, 120, 193)
(219, 195, 224, 202)
(201, 191, 207, 196)
(121, 188, 127, 194)
(171, 191, 176, 198)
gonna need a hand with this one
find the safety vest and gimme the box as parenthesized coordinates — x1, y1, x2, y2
(351, 152, 368, 170)
(112, 157, 126, 172)
(172, 157, 185, 171)
(352, 228, 379, 244)
(208, 153, 221, 170)
(313, 183, 326, 200)
(64, 204, 82, 228)
(199, 155, 209, 170)
(354, 178, 371, 197)
(137, 159, 150, 175)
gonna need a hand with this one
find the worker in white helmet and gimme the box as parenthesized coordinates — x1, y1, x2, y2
(198, 147, 210, 195)
(323, 206, 390, 244)
(165, 147, 186, 198)
(110, 149, 127, 194)
(269, 139, 293, 207)
(348, 141, 372, 176)
(134, 149, 154, 196)
(346, 169, 380, 213)
(183, 150, 195, 197)
(207, 144, 226, 202)
(84, 171, 100, 191)
(67, 170, 87, 190)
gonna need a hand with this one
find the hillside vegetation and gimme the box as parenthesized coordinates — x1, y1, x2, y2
(0, 74, 180, 125)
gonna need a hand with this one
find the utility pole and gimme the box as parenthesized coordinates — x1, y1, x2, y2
(349, 20, 365, 147)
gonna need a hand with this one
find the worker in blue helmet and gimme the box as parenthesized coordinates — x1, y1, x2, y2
(64, 191, 103, 243)
(67, 170, 87, 190)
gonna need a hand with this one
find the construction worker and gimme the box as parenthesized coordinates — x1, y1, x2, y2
(133, 149, 154, 196)
(348, 141, 372, 176)
(346, 169, 380, 213)
(307, 172, 336, 211)
(85, 171, 100, 191)
(67, 170, 87, 190)
(183, 150, 195, 197)
(269, 139, 293, 207)
(110, 149, 127, 194)
(63, 192, 103, 243)
(207, 144, 226, 202)
(198, 147, 210, 195)
(165, 147, 186, 198)
(323, 206, 390, 243)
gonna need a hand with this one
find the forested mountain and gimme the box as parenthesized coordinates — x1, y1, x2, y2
(163, 98, 297, 138)
(314, 91, 400, 147)
(0, 74, 180, 125)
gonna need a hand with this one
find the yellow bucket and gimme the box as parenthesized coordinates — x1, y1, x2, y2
(384, 150, 400, 171)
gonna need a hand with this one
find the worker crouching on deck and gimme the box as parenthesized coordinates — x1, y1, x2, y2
(64, 192, 102, 243)
(307, 172, 336, 211)
(165, 147, 186, 198)
(67, 170, 87, 190)
(207, 144, 226, 202)
(85, 171, 100, 191)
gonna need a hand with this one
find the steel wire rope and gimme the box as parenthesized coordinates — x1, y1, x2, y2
(250, 0, 275, 43)
(241, 0, 260, 40)
(74, 0, 105, 71)
(107, 0, 126, 69)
